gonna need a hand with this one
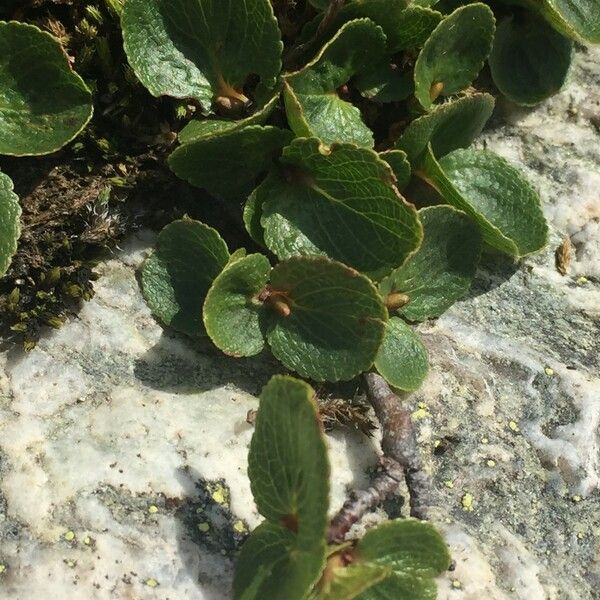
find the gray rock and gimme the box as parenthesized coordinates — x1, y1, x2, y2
(0, 49, 599, 600)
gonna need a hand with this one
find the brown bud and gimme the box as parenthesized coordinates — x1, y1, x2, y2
(386, 292, 410, 311)
(429, 81, 444, 101)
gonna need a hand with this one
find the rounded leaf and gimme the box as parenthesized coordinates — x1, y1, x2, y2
(316, 563, 392, 600)
(0, 171, 21, 276)
(203, 254, 271, 357)
(122, 0, 282, 112)
(423, 147, 548, 257)
(374, 318, 429, 391)
(265, 257, 388, 382)
(395, 93, 495, 165)
(249, 376, 330, 548)
(259, 138, 422, 280)
(0, 21, 93, 156)
(168, 126, 293, 201)
(533, 0, 600, 45)
(379, 206, 482, 321)
(414, 4, 495, 109)
(354, 572, 436, 600)
(141, 219, 230, 336)
(302, 2, 442, 53)
(234, 522, 325, 600)
(356, 519, 450, 576)
(284, 19, 387, 147)
(489, 13, 573, 106)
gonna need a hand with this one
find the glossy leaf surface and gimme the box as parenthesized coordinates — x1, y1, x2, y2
(122, 0, 282, 112)
(379, 206, 481, 321)
(141, 219, 229, 336)
(0, 21, 93, 156)
(266, 257, 388, 381)
(414, 4, 495, 109)
(259, 138, 422, 279)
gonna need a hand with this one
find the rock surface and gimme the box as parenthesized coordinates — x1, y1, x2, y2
(1, 49, 599, 599)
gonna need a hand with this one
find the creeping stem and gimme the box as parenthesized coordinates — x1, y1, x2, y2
(327, 373, 429, 543)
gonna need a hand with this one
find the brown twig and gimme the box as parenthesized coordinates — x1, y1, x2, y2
(327, 373, 429, 543)
(364, 372, 429, 520)
(328, 457, 403, 544)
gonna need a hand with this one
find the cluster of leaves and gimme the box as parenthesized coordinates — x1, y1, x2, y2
(235, 374, 450, 599)
(0, 19, 94, 279)
(126, 0, 562, 389)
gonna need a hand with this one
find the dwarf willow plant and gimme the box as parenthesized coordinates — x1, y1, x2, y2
(0, 20, 94, 277)
(238, 375, 450, 599)
(120, 0, 571, 388)
(119, 0, 595, 596)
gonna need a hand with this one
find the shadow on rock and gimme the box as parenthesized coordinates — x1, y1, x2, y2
(464, 250, 521, 301)
(173, 467, 249, 599)
(133, 330, 282, 397)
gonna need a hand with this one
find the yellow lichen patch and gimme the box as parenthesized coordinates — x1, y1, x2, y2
(480, 436, 489, 444)
(209, 482, 230, 507)
(145, 578, 159, 588)
(572, 495, 583, 503)
(576, 276, 588, 285)
(412, 402, 431, 420)
(0, 564, 6, 575)
(508, 420, 520, 432)
(486, 459, 496, 468)
(148, 505, 159, 514)
(544, 367, 554, 376)
(444, 480, 455, 489)
(197, 522, 210, 533)
(451, 579, 462, 589)
(233, 520, 247, 534)
(461, 493, 474, 511)
(83, 536, 93, 546)
(63, 530, 75, 542)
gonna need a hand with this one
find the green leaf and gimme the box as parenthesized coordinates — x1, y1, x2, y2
(381, 5, 443, 50)
(395, 93, 495, 165)
(379, 206, 482, 321)
(258, 138, 422, 279)
(354, 63, 413, 103)
(0, 21, 93, 156)
(203, 254, 271, 357)
(306, 2, 440, 53)
(315, 563, 392, 600)
(244, 187, 268, 248)
(141, 219, 229, 336)
(168, 126, 293, 201)
(284, 19, 387, 147)
(489, 13, 573, 106)
(357, 519, 450, 576)
(266, 257, 388, 382)
(249, 376, 330, 547)
(379, 150, 411, 191)
(374, 318, 429, 391)
(354, 572, 436, 600)
(414, 4, 495, 109)
(531, 0, 600, 44)
(422, 146, 548, 256)
(234, 522, 325, 600)
(0, 171, 21, 277)
(122, 0, 282, 112)
(178, 92, 281, 143)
